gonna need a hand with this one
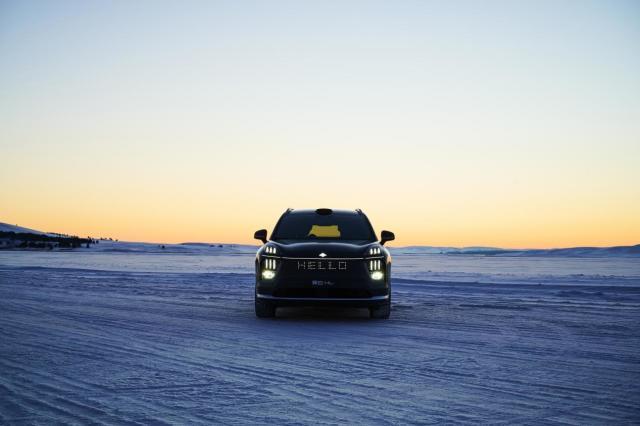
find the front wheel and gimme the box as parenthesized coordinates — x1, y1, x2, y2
(255, 297, 276, 318)
(369, 298, 391, 319)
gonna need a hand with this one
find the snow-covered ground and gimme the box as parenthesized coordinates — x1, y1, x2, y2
(1, 244, 639, 424)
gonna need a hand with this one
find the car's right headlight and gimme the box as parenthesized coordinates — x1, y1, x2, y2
(261, 269, 276, 279)
(261, 257, 277, 279)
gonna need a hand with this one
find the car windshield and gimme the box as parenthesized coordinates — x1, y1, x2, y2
(272, 213, 376, 242)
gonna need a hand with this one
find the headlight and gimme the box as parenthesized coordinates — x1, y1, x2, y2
(265, 245, 277, 254)
(370, 271, 384, 280)
(261, 257, 277, 279)
(368, 258, 384, 280)
(368, 247, 381, 255)
(262, 270, 276, 280)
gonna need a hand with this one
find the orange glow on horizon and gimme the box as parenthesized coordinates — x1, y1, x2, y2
(2, 203, 638, 250)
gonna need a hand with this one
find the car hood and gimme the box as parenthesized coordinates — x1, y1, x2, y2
(271, 241, 374, 258)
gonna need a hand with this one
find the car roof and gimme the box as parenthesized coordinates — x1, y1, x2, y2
(286, 208, 362, 216)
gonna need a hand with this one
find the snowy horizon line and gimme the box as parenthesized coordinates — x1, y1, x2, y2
(1, 221, 638, 253)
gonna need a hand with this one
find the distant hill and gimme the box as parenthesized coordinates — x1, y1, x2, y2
(0, 222, 48, 235)
(394, 246, 501, 254)
(2, 221, 637, 257)
(392, 245, 640, 257)
(0, 222, 90, 250)
(459, 245, 640, 257)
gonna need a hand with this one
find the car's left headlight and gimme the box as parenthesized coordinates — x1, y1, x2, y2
(370, 271, 384, 280)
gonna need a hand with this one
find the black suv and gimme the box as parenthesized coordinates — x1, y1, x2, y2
(253, 208, 394, 319)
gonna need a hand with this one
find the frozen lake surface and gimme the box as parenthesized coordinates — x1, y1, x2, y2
(1, 245, 639, 424)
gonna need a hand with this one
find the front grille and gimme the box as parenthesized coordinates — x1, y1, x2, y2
(282, 258, 364, 274)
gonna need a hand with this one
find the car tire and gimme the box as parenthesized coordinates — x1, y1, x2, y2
(369, 299, 391, 319)
(255, 297, 276, 318)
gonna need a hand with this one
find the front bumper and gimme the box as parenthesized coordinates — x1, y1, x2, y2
(256, 292, 389, 307)
(256, 256, 390, 306)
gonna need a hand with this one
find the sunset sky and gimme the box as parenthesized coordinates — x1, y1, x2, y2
(1, 1, 639, 248)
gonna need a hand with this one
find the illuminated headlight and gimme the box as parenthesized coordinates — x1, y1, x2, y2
(368, 259, 382, 271)
(370, 271, 384, 280)
(368, 247, 381, 255)
(265, 246, 277, 254)
(368, 258, 384, 280)
(262, 257, 277, 279)
(263, 258, 277, 269)
(261, 270, 276, 280)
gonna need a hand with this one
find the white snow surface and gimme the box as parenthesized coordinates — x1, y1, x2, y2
(1, 244, 639, 424)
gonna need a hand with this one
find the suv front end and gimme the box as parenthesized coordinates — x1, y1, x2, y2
(253, 208, 394, 319)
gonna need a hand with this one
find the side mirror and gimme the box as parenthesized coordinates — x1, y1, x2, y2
(254, 229, 268, 244)
(380, 230, 395, 246)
